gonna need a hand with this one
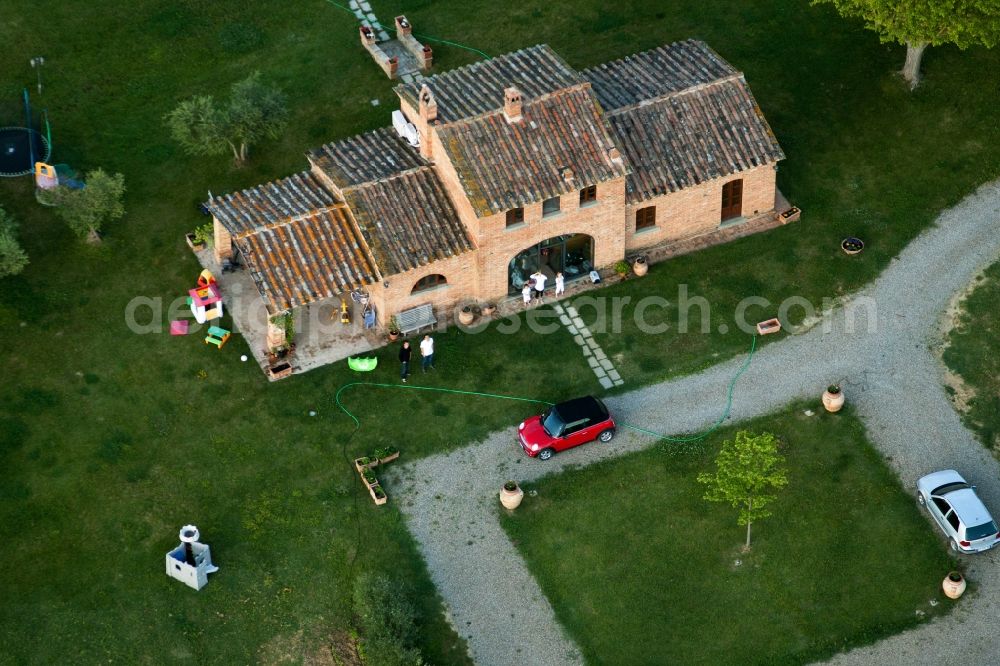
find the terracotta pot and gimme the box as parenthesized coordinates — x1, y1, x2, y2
(632, 257, 648, 277)
(500, 484, 524, 510)
(822, 388, 845, 412)
(482, 304, 496, 317)
(942, 572, 966, 599)
(459, 308, 475, 326)
(388, 330, 400, 341)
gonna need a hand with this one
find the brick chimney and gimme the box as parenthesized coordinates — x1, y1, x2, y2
(503, 87, 523, 123)
(561, 167, 574, 185)
(418, 85, 437, 123)
(395, 15, 411, 36)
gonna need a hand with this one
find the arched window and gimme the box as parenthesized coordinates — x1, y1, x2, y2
(411, 274, 447, 293)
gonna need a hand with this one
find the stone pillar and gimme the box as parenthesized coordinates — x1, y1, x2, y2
(213, 218, 233, 264)
(421, 46, 433, 71)
(395, 15, 412, 36)
(266, 315, 288, 352)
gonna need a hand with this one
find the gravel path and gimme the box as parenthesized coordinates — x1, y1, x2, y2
(383, 179, 1000, 665)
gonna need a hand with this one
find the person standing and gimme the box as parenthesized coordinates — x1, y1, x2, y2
(522, 281, 532, 307)
(420, 334, 435, 372)
(554, 271, 565, 297)
(398, 340, 411, 382)
(530, 270, 547, 302)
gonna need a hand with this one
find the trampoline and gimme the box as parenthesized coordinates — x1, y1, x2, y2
(0, 126, 50, 177)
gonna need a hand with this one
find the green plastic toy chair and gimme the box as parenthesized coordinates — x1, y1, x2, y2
(347, 356, 378, 372)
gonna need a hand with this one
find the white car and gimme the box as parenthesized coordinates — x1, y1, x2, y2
(917, 470, 1000, 553)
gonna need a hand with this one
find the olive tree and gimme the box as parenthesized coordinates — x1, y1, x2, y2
(165, 71, 288, 166)
(698, 430, 788, 551)
(52, 169, 126, 242)
(812, 0, 1000, 88)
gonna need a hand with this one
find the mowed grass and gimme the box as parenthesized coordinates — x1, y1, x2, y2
(943, 260, 1000, 454)
(501, 407, 957, 665)
(0, 0, 997, 660)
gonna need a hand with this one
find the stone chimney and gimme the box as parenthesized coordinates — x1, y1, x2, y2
(418, 85, 437, 123)
(503, 87, 523, 123)
(395, 15, 411, 36)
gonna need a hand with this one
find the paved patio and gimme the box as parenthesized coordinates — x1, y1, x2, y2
(192, 249, 384, 377)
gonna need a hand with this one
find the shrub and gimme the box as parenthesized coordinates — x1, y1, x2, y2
(0, 207, 28, 278)
(352, 573, 424, 666)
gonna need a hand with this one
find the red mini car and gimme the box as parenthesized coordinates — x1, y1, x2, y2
(518, 396, 616, 460)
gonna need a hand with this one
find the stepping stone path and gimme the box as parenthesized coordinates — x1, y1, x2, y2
(553, 302, 624, 389)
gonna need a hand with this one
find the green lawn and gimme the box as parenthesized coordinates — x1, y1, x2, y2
(501, 407, 957, 665)
(0, 0, 997, 660)
(943, 260, 1000, 455)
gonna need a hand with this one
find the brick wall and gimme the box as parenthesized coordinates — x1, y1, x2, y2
(370, 251, 479, 326)
(625, 164, 777, 251)
(213, 218, 233, 264)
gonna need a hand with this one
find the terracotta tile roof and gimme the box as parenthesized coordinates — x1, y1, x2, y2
(205, 171, 336, 237)
(395, 45, 582, 123)
(436, 86, 629, 216)
(606, 78, 785, 203)
(235, 205, 380, 314)
(344, 168, 474, 275)
(308, 127, 427, 190)
(582, 40, 737, 111)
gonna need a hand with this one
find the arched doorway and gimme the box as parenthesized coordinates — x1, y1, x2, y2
(508, 234, 594, 294)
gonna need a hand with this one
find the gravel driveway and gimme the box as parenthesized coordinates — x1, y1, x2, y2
(383, 179, 1000, 665)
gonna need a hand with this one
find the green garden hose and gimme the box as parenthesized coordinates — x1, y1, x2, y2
(334, 335, 757, 444)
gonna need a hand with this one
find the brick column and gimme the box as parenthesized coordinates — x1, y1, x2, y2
(266, 315, 287, 352)
(213, 218, 233, 264)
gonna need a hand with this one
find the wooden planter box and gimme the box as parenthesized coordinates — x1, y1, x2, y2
(756, 318, 782, 335)
(268, 362, 293, 380)
(354, 457, 378, 473)
(377, 451, 400, 465)
(369, 483, 388, 506)
(779, 207, 801, 224)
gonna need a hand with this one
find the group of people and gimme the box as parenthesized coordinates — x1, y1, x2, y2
(397, 334, 434, 382)
(522, 270, 565, 306)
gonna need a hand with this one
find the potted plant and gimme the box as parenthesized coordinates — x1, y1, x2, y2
(632, 255, 648, 277)
(481, 303, 497, 317)
(942, 571, 966, 599)
(841, 237, 864, 255)
(459, 304, 475, 326)
(500, 480, 524, 510)
(369, 483, 387, 506)
(387, 316, 401, 341)
(822, 384, 845, 413)
(354, 456, 375, 473)
(373, 446, 400, 465)
(186, 223, 214, 252)
(614, 260, 630, 278)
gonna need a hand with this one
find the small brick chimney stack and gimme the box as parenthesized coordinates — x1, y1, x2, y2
(395, 15, 412, 36)
(418, 85, 437, 123)
(561, 167, 574, 184)
(503, 87, 523, 123)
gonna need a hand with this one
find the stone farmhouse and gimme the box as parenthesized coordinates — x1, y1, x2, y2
(205, 39, 789, 349)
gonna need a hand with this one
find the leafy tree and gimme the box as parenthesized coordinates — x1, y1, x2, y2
(698, 430, 788, 551)
(0, 207, 28, 278)
(812, 0, 1000, 88)
(52, 169, 126, 242)
(165, 71, 288, 166)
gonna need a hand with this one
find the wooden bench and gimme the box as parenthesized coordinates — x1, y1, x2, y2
(396, 304, 437, 336)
